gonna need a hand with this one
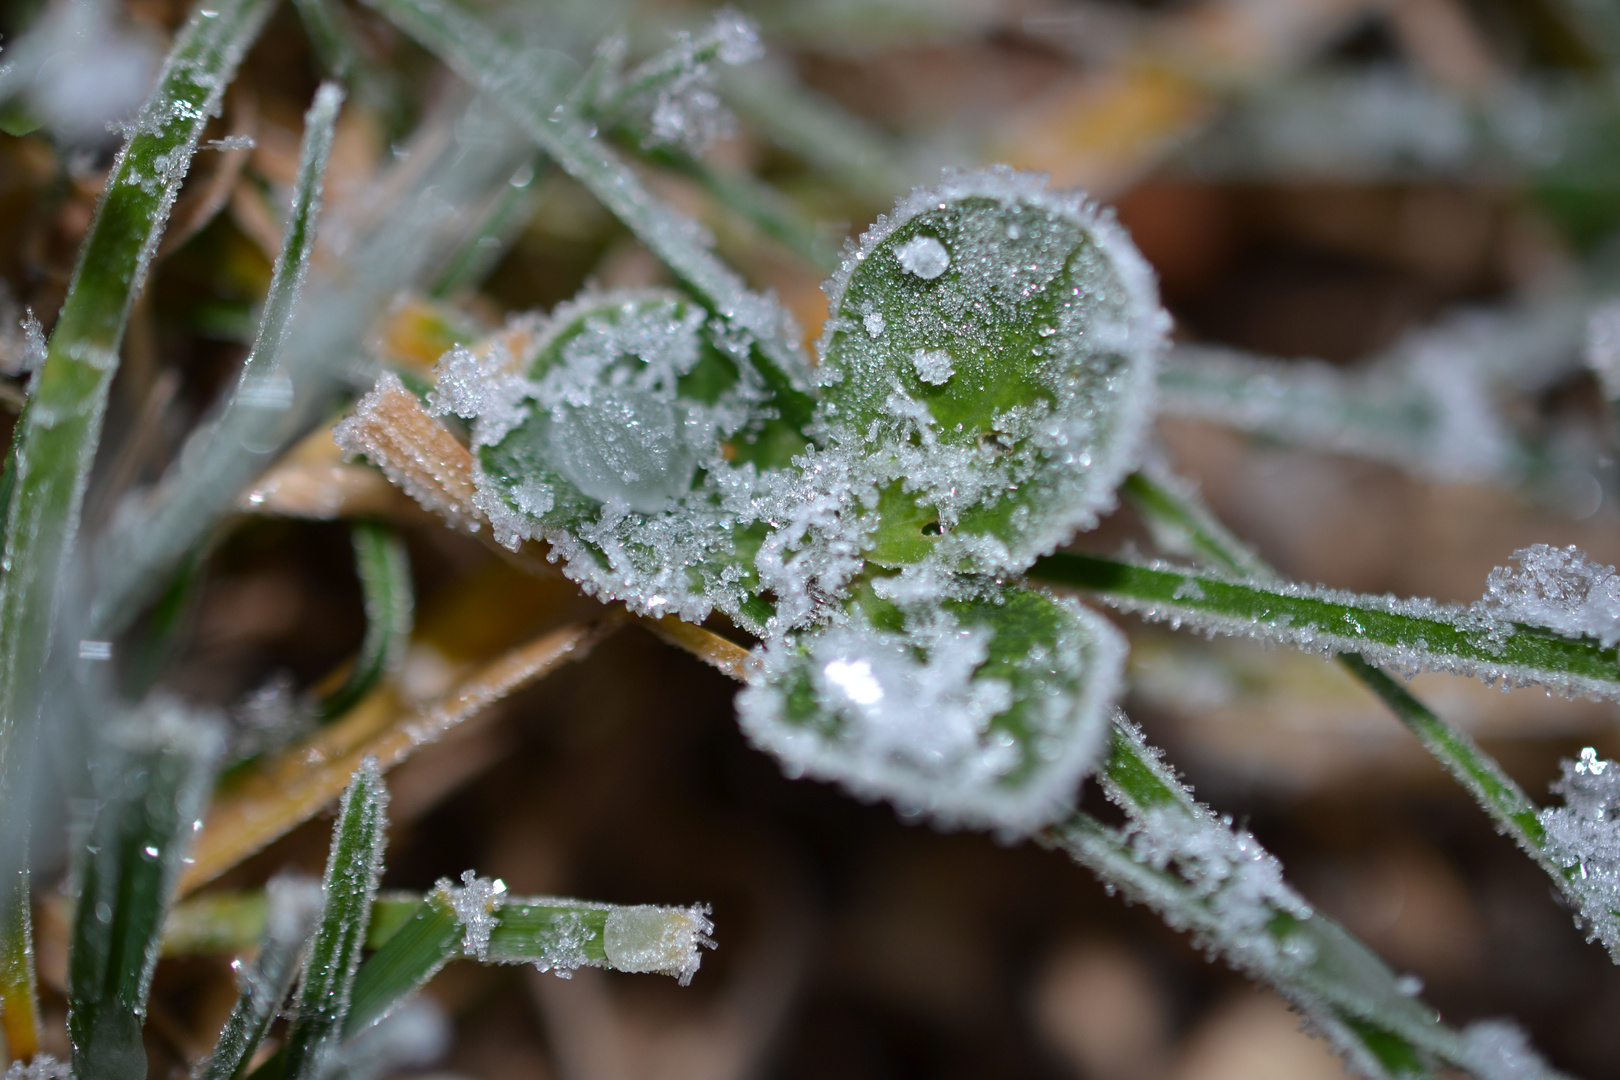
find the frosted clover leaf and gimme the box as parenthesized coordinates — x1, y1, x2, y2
(738, 580, 1126, 837)
(417, 169, 1159, 835)
(470, 289, 791, 626)
(1539, 747, 1620, 960)
(814, 166, 1166, 577)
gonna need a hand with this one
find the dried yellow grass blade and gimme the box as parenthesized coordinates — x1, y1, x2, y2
(178, 619, 612, 895)
(636, 616, 751, 684)
(333, 370, 480, 529)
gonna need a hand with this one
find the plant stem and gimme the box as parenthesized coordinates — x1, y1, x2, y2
(1028, 550, 1620, 699)
(1107, 471, 1577, 926)
(90, 80, 343, 638)
(0, 864, 38, 1063)
(282, 759, 389, 1080)
(0, 0, 273, 768)
(313, 521, 414, 722)
(361, 0, 819, 431)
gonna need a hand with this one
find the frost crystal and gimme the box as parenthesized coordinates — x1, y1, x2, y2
(1475, 544, 1620, 647)
(0, 300, 47, 377)
(435, 869, 508, 961)
(628, 10, 762, 155)
(1123, 803, 1312, 961)
(3, 1055, 72, 1080)
(738, 584, 1126, 836)
(894, 234, 950, 279)
(910, 348, 955, 385)
(1538, 748, 1620, 957)
(1460, 1020, 1552, 1080)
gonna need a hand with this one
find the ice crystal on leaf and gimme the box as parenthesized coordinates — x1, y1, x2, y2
(1539, 747, 1620, 958)
(814, 167, 1166, 580)
(1475, 544, 1620, 647)
(389, 168, 1164, 833)
(435, 870, 508, 961)
(3, 1055, 72, 1080)
(738, 581, 1127, 837)
(602, 904, 716, 986)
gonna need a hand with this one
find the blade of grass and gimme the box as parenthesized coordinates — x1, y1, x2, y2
(1028, 550, 1620, 700)
(68, 704, 223, 1080)
(90, 80, 343, 638)
(199, 875, 323, 1080)
(0, 863, 38, 1063)
(430, 159, 546, 298)
(345, 886, 713, 1033)
(1047, 719, 1570, 1080)
(281, 759, 389, 1080)
(178, 618, 614, 895)
(360, 0, 818, 430)
(312, 522, 413, 722)
(716, 62, 909, 204)
(0, 0, 272, 860)
(629, 141, 841, 271)
(1112, 469, 1583, 915)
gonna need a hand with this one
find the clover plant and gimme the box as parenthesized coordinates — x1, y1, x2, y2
(2, 0, 1619, 1078)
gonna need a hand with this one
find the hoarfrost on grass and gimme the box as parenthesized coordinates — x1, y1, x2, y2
(1538, 747, 1620, 958)
(3, 1055, 72, 1080)
(602, 904, 716, 986)
(1461, 1020, 1554, 1080)
(738, 586, 1127, 836)
(0, 303, 47, 377)
(436, 870, 507, 961)
(1475, 544, 1620, 647)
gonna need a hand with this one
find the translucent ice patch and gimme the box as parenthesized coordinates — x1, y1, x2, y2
(1475, 544, 1620, 648)
(815, 167, 1167, 579)
(736, 581, 1126, 836)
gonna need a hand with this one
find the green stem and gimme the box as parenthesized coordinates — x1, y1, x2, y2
(312, 521, 413, 722)
(1049, 719, 1571, 1080)
(1028, 550, 1620, 699)
(90, 81, 344, 638)
(0, 0, 274, 767)
(1108, 471, 1579, 936)
(361, 0, 819, 432)
(0, 864, 38, 1064)
(282, 759, 389, 1080)
(68, 707, 223, 1080)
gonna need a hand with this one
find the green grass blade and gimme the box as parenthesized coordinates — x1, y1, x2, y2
(0, 0, 272, 821)
(631, 141, 841, 271)
(90, 81, 344, 638)
(717, 62, 909, 204)
(281, 758, 389, 1080)
(361, 0, 818, 431)
(1113, 470, 1582, 914)
(0, 863, 39, 1063)
(1028, 551, 1620, 700)
(200, 876, 323, 1080)
(68, 703, 224, 1080)
(341, 893, 459, 1036)
(1050, 719, 1571, 1080)
(312, 522, 413, 721)
(430, 159, 546, 298)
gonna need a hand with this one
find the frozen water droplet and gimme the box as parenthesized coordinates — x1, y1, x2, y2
(911, 348, 955, 385)
(895, 235, 950, 279)
(545, 388, 697, 512)
(864, 311, 886, 337)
